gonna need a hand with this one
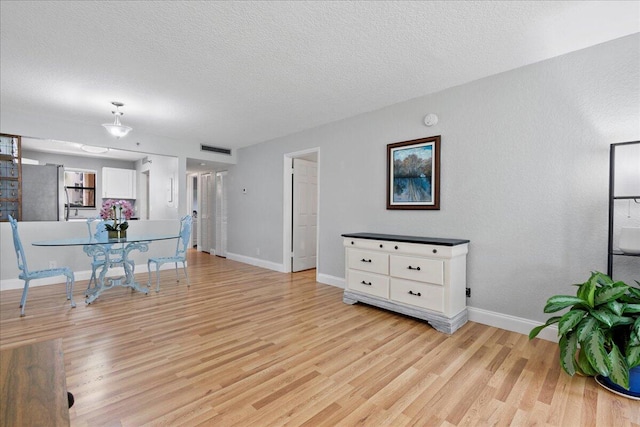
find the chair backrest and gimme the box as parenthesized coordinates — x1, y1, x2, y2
(86, 217, 108, 241)
(175, 215, 193, 259)
(8, 215, 29, 275)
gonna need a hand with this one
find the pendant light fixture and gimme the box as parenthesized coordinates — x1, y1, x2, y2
(102, 101, 132, 138)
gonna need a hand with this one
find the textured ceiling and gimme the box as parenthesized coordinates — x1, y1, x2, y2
(1, 1, 638, 150)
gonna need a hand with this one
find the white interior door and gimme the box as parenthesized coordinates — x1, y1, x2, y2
(215, 171, 228, 257)
(292, 158, 317, 272)
(200, 173, 213, 253)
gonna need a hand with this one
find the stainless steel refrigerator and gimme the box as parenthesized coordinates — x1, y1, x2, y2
(21, 164, 66, 221)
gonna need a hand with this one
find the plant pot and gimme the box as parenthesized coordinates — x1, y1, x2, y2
(108, 229, 127, 239)
(595, 366, 640, 400)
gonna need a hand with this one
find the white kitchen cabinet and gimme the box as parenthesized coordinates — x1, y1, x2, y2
(342, 233, 469, 334)
(102, 167, 136, 199)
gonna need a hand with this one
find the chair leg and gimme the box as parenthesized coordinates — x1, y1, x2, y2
(182, 262, 190, 287)
(19, 279, 30, 316)
(174, 262, 179, 282)
(147, 260, 152, 288)
(67, 274, 76, 309)
(156, 263, 161, 293)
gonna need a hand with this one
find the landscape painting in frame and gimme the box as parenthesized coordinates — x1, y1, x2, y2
(387, 135, 440, 210)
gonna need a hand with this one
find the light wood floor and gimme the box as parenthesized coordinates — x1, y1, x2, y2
(1, 250, 638, 426)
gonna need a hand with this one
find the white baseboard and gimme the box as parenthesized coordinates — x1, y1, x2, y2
(221, 258, 558, 343)
(312, 275, 558, 342)
(225, 252, 286, 273)
(0, 263, 176, 292)
(467, 306, 559, 342)
(317, 273, 345, 289)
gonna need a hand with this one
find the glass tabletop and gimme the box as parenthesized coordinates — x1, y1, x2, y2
(32, 234, 179, 246)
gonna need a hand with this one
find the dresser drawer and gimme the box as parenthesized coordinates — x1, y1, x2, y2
(347, 270, 389, 299)
(390, 278, 444, 312)
(390, 255, 443, 285)
(347, 249, 389, 275)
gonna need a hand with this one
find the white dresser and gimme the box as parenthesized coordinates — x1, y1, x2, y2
(342, 233, 470, 334)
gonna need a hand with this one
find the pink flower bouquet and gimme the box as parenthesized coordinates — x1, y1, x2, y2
(100, 199, 134, 231)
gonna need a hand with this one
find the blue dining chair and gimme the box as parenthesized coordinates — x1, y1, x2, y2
(147, 215, 192, 292)
(8, 215, 76, 316)
(85, 217, 134, 293)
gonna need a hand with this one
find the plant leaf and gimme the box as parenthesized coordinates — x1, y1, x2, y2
(611, 315, 635, 327)
(544, 296, 585, 313)
(589, 308, 615, 327)
(593, 272, 614, 286)
(628, 286, 640, 299)
(558, 310, 586, 335)
(575, 317, 597, 343)
(606, 300, 625, 316)
(584, 329, 610, 377)
(629, 317, 640, 347)
(528, 316, 561, 340)
(627, 345, 640, 369)
(559, 332, 578, 376)
(623, 303, 640, 314)
(576, 347, 597, 376)
(577, 278, 596, 308)
(594, 282, 630, 305)
(608, 345, 629, 390)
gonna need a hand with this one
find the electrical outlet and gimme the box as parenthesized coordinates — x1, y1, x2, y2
(466, 288, 471, 297)
(49, 261, 57, 269)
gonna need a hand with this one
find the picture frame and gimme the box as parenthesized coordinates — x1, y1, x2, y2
(387, 135, 440, 210)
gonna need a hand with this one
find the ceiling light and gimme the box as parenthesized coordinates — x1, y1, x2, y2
(81, 145, 109, 154)
(102, 101, 132, 138)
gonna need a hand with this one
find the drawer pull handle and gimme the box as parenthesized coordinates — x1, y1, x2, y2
(394, 246, 398, 250)
(379, 244, 383, 248)
(408, 290, 422, 297)
(361, 280, 372, 286)
(433, 249, 438, 254)
(407, 266, 421, 271)
(361, 258, 372, 263)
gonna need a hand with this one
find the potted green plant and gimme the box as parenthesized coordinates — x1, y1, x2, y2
(529, 271, 640, 396)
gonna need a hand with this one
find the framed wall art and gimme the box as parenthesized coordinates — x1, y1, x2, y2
(387, 135, 440, 210)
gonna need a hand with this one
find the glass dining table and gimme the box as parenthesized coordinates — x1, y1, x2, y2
(32, 234, 178, 304)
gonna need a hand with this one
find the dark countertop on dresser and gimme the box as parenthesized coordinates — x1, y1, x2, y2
(341, 232, 469, 246)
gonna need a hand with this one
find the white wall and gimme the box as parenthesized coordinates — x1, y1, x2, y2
(227, 34, 640, 323)
(137, 154, 180, 220)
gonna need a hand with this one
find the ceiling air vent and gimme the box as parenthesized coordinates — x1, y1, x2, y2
(201, 144, 232, 155)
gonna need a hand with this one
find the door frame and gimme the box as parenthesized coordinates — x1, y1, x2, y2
(215, 170, 228, 258)
(200, 172, 214, 254)
(282, 147, 320, 274)
(186, 173, 198, 250)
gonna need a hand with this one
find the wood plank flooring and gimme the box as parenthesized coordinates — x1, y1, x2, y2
(1, 250, 638, 426)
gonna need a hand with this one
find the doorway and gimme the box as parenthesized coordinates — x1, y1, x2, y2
(283, 148, 319, 273)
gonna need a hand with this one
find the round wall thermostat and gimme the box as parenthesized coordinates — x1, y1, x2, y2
(424, 113, 438, 127)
